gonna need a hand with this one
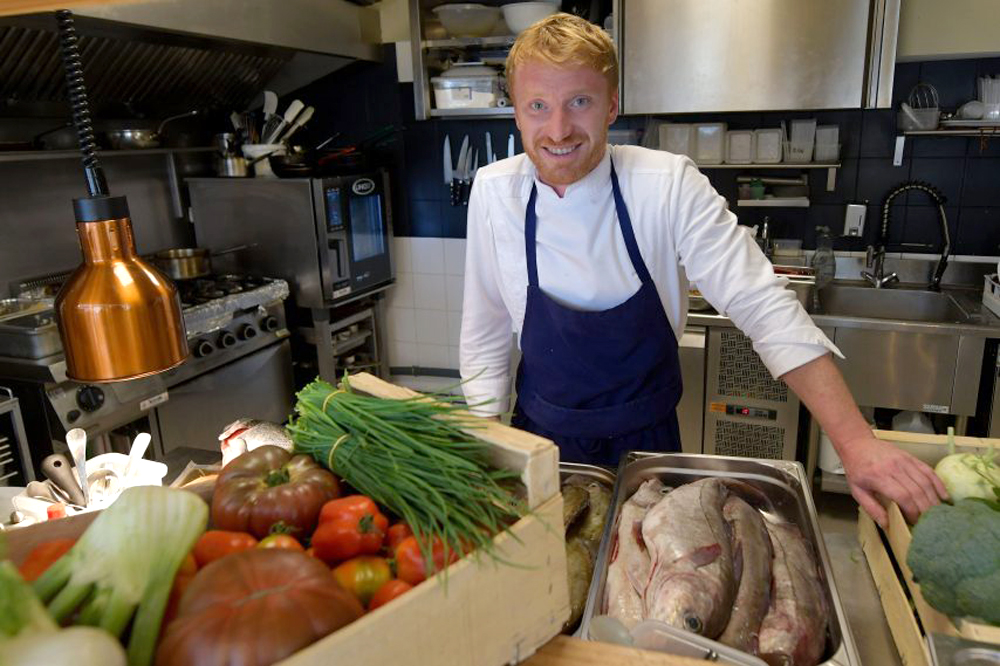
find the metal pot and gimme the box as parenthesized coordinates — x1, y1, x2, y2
(106, 110, 200, 150)
(152, 245, 250, 280)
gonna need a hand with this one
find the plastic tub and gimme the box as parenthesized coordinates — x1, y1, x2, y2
(431, 63, 502, 109)
(501, 1, 559, 35)
(693, 122, 727, 164)
(432, 3, 500, 38)
(659, 123, 695, 157)
(753, 128, 783, 163)
(725, 130, 754, 164)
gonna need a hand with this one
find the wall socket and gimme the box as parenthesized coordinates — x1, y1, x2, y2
(844, 204, 866, 237)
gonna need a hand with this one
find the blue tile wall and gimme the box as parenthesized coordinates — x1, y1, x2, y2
(293, 49, 1000, 255)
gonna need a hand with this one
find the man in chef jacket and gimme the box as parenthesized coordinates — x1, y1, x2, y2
(460, 13, 946, 526)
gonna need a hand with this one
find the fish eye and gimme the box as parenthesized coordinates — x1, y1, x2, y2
(684, 615, 703, 633)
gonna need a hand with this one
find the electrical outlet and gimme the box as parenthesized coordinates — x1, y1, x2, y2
(844, 204, 866, 237)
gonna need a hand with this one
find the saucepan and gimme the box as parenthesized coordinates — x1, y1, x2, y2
(152, 245, 251, 280)
(106, 110, 200, 150)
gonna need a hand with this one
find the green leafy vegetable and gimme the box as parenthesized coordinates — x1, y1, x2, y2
(934, 427, 1000, 503)
(1, 560, 126, 666)
(288, 376, 524, 574)
(32, 486, 207, 666)
(907, 499, 1000, 625)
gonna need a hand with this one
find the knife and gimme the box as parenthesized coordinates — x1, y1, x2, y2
(443, 135, 453, 187)
(453, 135, 469, 207)
(485, 132, 493, 165)
(507, 133, 515, 159)
(464, 149, 479, 206)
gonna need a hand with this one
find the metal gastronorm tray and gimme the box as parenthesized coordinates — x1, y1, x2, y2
(578, 452, 861, 666)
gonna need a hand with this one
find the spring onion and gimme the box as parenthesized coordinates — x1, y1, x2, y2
(1, 560, 126, 666)
(32, 486, 207, 666)
(288, 376, 524, 572)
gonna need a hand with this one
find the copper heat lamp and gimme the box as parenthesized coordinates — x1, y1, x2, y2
(53, 9, 188, 382)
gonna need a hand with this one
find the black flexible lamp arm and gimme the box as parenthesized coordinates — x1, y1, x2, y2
(55, 9, 108, 198)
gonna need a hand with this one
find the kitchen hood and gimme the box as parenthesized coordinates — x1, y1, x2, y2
(0, 0, 381, 116)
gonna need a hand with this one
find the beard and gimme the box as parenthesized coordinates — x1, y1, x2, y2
(524, 127, 609, 189)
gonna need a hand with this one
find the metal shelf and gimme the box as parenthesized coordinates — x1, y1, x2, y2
(0, 146, 215, 163)
(903, 128, 1000, 136)
(819, 470, 852, 495)
(697, 162, 841, 169)
(737, 197, 811, 208)
(422, 36, 516, 49)
(428, 106, 514, 118)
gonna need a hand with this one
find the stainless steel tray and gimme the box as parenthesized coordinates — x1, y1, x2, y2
(0, 309, 62, 359)
(559, 461, 616, 486)
(579, 452, 861, 666)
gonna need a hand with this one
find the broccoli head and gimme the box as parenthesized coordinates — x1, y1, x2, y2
(906, 499, 1000, 625)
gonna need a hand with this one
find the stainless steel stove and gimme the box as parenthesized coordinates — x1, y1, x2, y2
(0, 273, 294, 483)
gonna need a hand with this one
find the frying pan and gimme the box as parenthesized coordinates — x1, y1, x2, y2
(106, 110, 200, 150)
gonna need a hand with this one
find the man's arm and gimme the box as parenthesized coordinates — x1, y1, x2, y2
(782, 353, 948, 526)
(460, 177, 515, 416)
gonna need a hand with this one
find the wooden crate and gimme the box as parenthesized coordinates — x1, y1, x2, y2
(859, 504, 1000, 666)
(8, 373, 570, 666)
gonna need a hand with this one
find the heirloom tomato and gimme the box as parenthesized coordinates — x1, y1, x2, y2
(156, 550, 363, 666)
(211, 445, 340, 539)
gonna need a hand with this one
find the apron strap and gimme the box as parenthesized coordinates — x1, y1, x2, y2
(609, 163, 654, 286)
(524, 184, 540, 288)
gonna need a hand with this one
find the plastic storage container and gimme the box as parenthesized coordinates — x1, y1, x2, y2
(813, 125, 840, 162)
(784, 119, 816, 163)
(431, 63, 502, 109)
(659, 123, 695, 157)
(693, 122, 727, 164)
(725, 130, 754, 164)
(753, 128, 783, 163)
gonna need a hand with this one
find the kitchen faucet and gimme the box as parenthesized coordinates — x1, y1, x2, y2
(861, 181, 950, 290)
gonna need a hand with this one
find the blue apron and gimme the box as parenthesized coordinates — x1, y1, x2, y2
(511, 161, 683, 466)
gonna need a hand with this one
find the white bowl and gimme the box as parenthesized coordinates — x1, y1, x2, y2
(502, 1, 559, 35)
(433, 3, 500, 38)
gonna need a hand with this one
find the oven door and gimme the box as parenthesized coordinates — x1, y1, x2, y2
(325, 172, 393, 301)
(152, 340, 294, 457)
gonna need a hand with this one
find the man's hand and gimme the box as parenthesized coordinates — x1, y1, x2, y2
(837, 432, 949, 527)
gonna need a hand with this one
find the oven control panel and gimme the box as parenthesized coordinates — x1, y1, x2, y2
(709, 402, 778, 421)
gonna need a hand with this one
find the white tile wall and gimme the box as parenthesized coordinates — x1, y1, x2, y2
(386, 238, 466, 372)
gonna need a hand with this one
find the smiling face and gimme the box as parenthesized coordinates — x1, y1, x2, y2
(512, 59, 619, 196)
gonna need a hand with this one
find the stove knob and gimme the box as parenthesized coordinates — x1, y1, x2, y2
(193, 340, 215, 358)
(218, 331, 237, 349)
(76, 385, 105, 413)
(261, 316, 279, 332)
(237, 324, 258, 341)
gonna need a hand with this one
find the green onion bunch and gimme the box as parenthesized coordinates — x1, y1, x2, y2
(288, 376, 525, 572)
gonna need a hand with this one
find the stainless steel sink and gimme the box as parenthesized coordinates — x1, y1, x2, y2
(815, 284, 971, 323)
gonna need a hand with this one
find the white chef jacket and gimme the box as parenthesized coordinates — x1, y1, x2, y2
(460, 145, 841, 416)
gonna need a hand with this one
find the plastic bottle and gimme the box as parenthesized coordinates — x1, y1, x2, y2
(810, 226, 836, 310)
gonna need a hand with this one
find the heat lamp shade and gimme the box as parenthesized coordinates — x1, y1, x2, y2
(56, 216, 188, 382)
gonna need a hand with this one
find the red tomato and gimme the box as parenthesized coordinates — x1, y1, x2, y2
(311, 518, 382, 563)
(386, 523, 412, 552)
(332, 556, 392, 607)
(394, 536, 460, 585)
(192, 530, 258, 568)
(319, 495, 388, 531)
(368, 579, 413, 611)
(17, 538, 76, 582)
(257, 534, 305, 551)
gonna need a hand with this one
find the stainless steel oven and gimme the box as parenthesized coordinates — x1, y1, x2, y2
(188, 173, 394, 308)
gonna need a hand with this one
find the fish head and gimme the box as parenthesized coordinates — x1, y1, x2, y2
(648, 573, 720, 636)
